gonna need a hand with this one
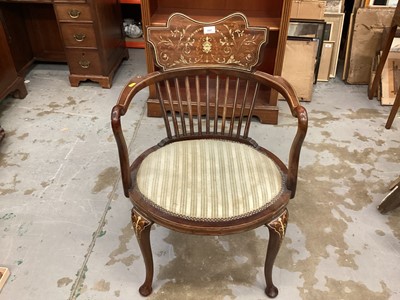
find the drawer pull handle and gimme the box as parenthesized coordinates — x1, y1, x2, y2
(73, 33, 86, 42)
(79, 60, 90, 69)
(68, 9, 81, 19)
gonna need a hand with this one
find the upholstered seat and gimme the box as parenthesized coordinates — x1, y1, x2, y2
(136, 139, 285, 221)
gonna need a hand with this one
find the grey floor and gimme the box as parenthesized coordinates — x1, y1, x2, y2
(1, 49, 399, 300)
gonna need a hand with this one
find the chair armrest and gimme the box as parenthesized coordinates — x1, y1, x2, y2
(287, 105, 308, 198)
(111, 72, 161, 197)
(111, 105, 131, 197)
(116, 71, 161, 110)
(255, 71, 308, 197)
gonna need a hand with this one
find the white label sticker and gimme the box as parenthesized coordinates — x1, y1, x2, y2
(325, 44, 333, 48)
(204, 26, 216, 34)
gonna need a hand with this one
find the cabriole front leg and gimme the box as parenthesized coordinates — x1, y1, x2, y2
(132, 208, 154, 296)
(264, 209, 288, 298)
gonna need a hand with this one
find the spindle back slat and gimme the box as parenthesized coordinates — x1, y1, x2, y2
(206, 75, 211, 134)
(164, 80, 179, 137)
(195, 76, 202, 134)
(184, 76, 194, 135)
(221, 77, 230, 134)
(244, 83, 260, 138)
(155, 82, 172, 138)
(213, 76, 220, 134)
(229, 78, 241, 136)
(236, 80, 250, 138)
(151, 71, 269, 140)
(174, 78, 187, 136)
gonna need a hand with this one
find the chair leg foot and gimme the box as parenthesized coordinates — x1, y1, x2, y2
(265, 285, 279, 298)
(132, 208, 154, 297)
(139, 285, 153, 297)
(264, 209, 288, 298)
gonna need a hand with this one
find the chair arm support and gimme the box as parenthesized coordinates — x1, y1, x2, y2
(111, 71, 162, 197)
(287, 105, 308, 198)
(259, 72, 308, 197)
(111, 106, 131, 197)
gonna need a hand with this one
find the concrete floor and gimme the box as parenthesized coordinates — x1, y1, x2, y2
(1, 48, 399, 300)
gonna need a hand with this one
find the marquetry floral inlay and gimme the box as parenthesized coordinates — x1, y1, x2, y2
(202, 37, 212, 53)
(147, 13, 268, 72)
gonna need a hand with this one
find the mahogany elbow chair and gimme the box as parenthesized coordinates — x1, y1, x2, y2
(111, 12, 308, 298)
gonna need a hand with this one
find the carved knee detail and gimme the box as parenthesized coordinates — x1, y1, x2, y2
(131, 208, 152, 240)
(267, 209, 288, 239)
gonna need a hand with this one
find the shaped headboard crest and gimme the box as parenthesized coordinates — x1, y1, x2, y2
(147, 12, 269, 72)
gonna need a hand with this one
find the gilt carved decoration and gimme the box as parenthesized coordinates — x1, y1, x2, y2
(267, 209, 288, 239)
(147, 12, 269, 72)
(131, 208, 152, 240)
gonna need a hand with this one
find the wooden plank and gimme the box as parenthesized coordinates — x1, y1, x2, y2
(291, 1, 326, 20)
(369, 52, 380, 98)
(281, 39, 318, 101)
(346, 8, 395, 84)
(324, 13, 344, 78)
(317, 41, 334, 81)
(378, 178, 400, 213)
(342, 12, 355, 81)
(381, 51, 400, 105)
(0, 267, 10, 292)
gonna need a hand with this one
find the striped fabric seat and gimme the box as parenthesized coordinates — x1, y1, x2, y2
(136, 139, 285, 221)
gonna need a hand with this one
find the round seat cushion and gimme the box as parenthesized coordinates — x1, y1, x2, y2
(136, 139, 285, 221)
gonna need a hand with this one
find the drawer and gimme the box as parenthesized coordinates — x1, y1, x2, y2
(54, 4, 92, 22)
(66, 50, 102, 75)
(60, 23, 97, 48)
(53, 0, 86, 2)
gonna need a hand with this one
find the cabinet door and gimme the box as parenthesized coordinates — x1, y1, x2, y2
(25, 4, 66, 62)
(0, 16, 19, 97)
(93, 0, 126, 72)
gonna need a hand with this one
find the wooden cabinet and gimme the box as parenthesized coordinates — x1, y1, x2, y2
(0, 0, 127, 140)
(54, 0, 129, 88)
(0, 13, 27, 102)
(0, 12, 27, 142)
(0, 3, 65, 75)
(140, 0, 292, 124)
(0, 0, 127, 89)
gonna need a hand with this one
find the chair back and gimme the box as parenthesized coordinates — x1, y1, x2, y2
(144, 12, 275, 141)
(124, 68, 302, 142)
(112, 13, 307, 198)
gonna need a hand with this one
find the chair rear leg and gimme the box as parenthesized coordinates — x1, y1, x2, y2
(264, 209, 288, 298)
(132, 208, 154, 296)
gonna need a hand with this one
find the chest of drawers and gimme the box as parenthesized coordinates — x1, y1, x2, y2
(0, 0, 128, 90)
(54, 0, 129, 88)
